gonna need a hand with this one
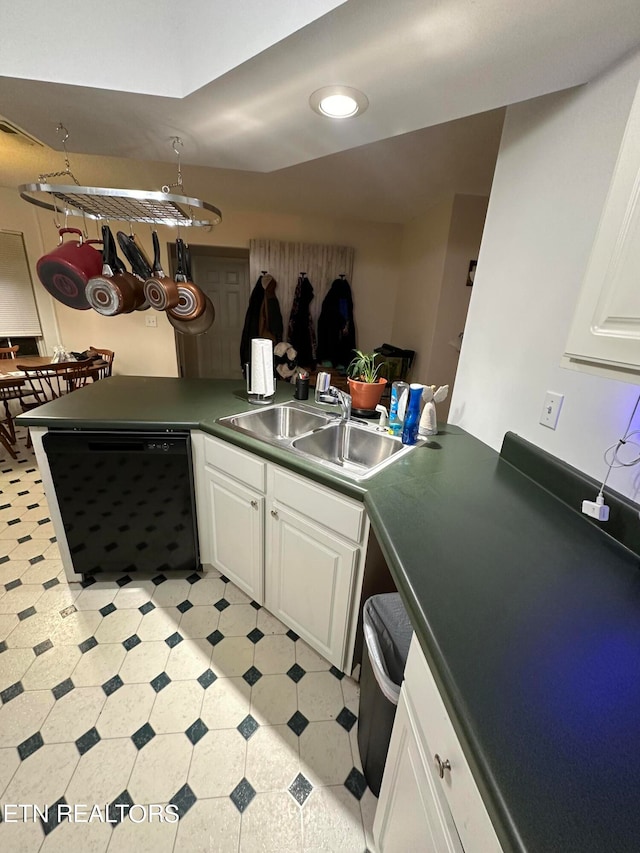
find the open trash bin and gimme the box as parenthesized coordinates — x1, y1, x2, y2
(358, 593, 413, 796)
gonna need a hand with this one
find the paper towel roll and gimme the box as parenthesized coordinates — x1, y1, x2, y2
(250, 338, 275, 396)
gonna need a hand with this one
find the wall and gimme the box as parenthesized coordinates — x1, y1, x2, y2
(424, 194, 488, 419)
(391, 197, 453, 379)
(0, 187, 59, 354)
(450, 48, 640, 500)
(390, 193, 488, 417)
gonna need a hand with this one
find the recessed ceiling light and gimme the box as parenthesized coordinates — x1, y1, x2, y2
(309, 86, 369, 119)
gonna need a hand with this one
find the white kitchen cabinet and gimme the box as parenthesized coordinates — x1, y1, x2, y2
(563, 77, 640, 382)
(374, 635, 503, 853)
(204, 467, 264, 603)
(191, 431, 368, 672)
(266, 502, 359, 668)
(374, 689, 463, 853)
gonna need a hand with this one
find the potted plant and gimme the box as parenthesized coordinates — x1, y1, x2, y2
(346, 350, 387, 410)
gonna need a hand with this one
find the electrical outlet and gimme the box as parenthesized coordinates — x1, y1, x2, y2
(145, 315, 157, 328)
(540, 392, 564, 429)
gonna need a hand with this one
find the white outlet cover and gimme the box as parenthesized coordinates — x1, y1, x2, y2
(540, 392, 564, 429)
(145, 315, 158, 327)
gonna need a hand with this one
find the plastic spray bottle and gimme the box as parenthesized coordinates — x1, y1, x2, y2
(388, 381, 409, 436)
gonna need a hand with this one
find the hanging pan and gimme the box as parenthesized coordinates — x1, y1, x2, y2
(36, 227, 103, 310)
(167, 293, 215, 335)
(143, 231, 180, 310)
(167, 238, 206, 321)
(86, 226, 144, 315)
(117, 231, 152, 310)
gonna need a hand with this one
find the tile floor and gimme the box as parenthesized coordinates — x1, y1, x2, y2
(0, 428, 377, 852)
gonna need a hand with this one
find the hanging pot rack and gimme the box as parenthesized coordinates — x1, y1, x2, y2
(18, 128, 222, 227)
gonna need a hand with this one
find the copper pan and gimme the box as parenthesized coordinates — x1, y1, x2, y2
(143, 231, 179, 310)
(167, 240, 206, 321)
(167, 293, 215, 335)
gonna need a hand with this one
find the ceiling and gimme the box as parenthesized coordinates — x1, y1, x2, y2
(0, 0, 639, 174)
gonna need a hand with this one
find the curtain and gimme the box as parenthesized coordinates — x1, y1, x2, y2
(0, 231, 42, 337)
(249, 239, 355, 341)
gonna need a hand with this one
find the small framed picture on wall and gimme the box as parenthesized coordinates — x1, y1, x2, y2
(466, 260, 477, 287)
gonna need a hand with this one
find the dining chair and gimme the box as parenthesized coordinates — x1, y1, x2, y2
(88, 347, 115, 380)
(18, 361, 94, 406)
(0, 345, 19, 360)
(0, 377, 25, 460)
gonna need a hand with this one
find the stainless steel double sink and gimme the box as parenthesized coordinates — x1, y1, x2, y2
(217, 402, 423, 480)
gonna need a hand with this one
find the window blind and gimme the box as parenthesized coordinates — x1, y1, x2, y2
(0, 230, 42, 337)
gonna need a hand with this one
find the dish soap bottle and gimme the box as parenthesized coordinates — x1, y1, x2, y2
(401, 384, 424, 445)
(388, 381, 409, 436)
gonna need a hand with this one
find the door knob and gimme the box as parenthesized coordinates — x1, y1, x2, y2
(250, 500, 257, 508)
(434, 754, 451, 779)
(270, 509, 278, 519)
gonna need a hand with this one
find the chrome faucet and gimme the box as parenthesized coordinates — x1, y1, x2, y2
(328, 386, 352, 423)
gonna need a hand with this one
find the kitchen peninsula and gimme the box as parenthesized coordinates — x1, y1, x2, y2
(18, 376, 640, 853)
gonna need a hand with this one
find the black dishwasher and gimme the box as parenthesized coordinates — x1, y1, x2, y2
(43, 430, 199, 576)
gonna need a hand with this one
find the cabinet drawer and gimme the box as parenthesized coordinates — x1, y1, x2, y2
(203, 434, 266, 492)
(404, 635, 503, 853)
(271, 467, 365, 543)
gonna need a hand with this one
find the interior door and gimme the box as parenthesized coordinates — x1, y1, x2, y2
(175, 252, 249, 379)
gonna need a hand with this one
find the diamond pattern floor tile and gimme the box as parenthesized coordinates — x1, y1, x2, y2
(0, 431, 373, 851)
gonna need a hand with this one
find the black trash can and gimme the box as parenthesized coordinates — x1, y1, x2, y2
(357, 593, 413, 796)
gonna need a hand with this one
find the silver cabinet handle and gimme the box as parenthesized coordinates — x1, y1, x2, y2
(270, 509, 278, 519)
(434, 754, 451, 779)
(250, 500, 257, 508)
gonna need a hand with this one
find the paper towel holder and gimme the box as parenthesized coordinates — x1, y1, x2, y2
(245, 362, 275, 405)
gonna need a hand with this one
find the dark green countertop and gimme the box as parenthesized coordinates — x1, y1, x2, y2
(19, 377, 640, 852)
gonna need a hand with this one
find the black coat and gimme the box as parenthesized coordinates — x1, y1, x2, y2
(316, 277, 356, 368)
(240, 275, 283, 369)
(287, 275, 316, 368)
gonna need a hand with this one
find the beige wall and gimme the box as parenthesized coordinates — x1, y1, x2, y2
(428, 194, 489, 418)
(390, 194, 488, 415)
(391, 197, 453, 380)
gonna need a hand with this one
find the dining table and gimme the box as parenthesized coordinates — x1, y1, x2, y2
(0, 355, 53, 376)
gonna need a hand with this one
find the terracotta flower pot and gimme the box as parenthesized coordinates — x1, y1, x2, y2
(347, 377, 387, 410)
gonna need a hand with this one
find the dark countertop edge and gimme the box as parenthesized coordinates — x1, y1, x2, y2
(364, 478, 524, 853)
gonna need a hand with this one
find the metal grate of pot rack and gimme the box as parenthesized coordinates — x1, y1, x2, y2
(18, 183, 222, 227)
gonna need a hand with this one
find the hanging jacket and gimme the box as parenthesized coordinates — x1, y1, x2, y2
(287, 274, 316, 369)
(316, 277, 356, 368)
(240, 274, 283, 369)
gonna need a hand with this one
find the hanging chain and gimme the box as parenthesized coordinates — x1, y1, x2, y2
(162, 137, 184, 194)
(39, 124, 81, 185)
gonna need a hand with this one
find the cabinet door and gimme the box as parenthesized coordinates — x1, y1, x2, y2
(265, 503, 358, 670)
(563, 78, 640, 380)
(206, 467, 264, 604)
(374, 690, 463, 853)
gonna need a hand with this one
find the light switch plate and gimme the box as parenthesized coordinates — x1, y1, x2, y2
(145, 315, 157, 327)
(540, 392, 564, 429)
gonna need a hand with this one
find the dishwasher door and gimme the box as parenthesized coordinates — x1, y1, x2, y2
(43, 430, 199, 576)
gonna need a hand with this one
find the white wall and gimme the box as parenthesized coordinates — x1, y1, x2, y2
(450, 48, 640, 501)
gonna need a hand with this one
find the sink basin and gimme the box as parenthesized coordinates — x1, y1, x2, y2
(217, 401, 423, 480)
(219, 403, 332, 440)
(292, 423, 404, 474)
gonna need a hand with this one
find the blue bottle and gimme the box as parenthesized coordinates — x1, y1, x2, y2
(388, 381, 409, 436)
(401, 384, 424, 446)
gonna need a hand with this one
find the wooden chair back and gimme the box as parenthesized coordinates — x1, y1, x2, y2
(0, 346, 19, 360)
(17, 361, 94, 404)
(88, 347, 115, 380)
